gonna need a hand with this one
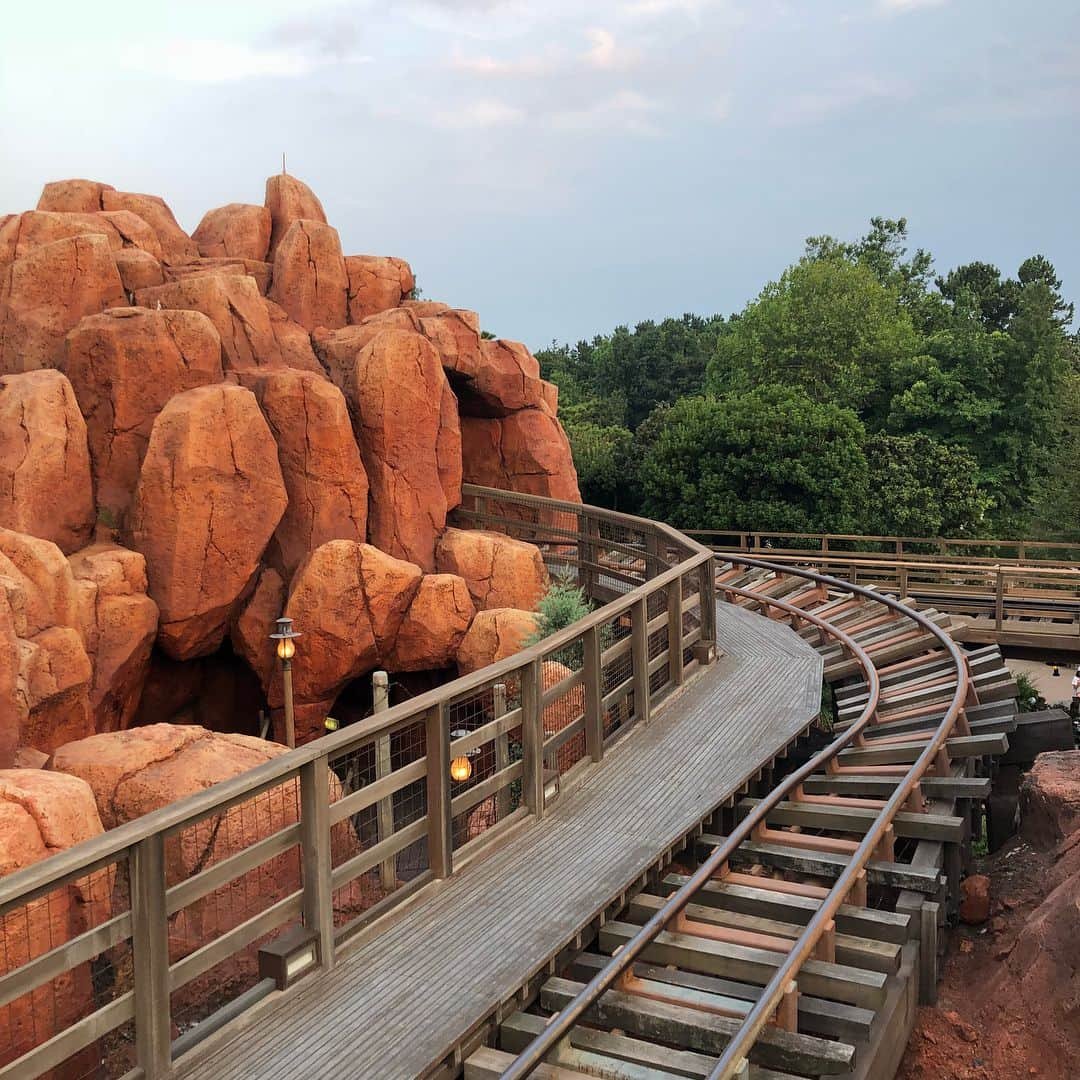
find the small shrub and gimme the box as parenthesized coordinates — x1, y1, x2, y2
(1012, 671, 1046, 713)
(526, 572, 593, 669)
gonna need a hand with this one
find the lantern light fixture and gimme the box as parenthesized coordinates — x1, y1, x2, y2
(271, 617, 300, 661)
(449, 728, 480, 782)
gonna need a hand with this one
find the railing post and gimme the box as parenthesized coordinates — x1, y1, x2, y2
(131, 834, 171, 1078)
(493, 682, 511, 818)
(299, 755, 335, 971)
(995, 569, 1005, 632)
(580, 516, 600, 599)
(583, 625, 603, 762)
(698, 557, 717, 652)
(426, 704, 453, 879)
(631, 597, 651, 726)
(899, 565, 909, 599)
(372, 672, 396, 894)
(644, 531, 660, 581)
(667, 575, 684, 689)
(520, 659, 545, 820)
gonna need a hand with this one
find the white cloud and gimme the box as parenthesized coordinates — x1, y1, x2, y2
(584, 28, 640, 71)
(432, 99, 525, 129)
(121, 39, 370, 84)
(552, 89, 662, 135)
(450, 48, 554, 76)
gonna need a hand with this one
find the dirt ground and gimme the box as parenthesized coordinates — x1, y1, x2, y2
(896, 837, 1079, 1079)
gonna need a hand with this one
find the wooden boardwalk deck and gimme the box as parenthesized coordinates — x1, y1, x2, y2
(178, 603, 823, 1080)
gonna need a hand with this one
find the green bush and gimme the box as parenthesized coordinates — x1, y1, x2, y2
(526, 573, 592, 669)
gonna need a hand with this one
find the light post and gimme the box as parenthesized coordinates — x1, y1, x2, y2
(449, 729, 480, 782)
(270, 616, 301, 749)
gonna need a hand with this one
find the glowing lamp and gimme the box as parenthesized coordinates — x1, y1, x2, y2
(450, 756, 473, 782)
(270, 617, 300, 662)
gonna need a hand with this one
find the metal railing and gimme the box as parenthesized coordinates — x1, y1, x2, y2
(500, 555, 972, 1080)
(0, 487, 716, 1080)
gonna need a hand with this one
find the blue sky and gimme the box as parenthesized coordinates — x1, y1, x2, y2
(2, 0, 1076, 347)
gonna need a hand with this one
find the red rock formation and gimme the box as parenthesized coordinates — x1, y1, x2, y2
(114, 248, 164, 293)
(269, 219, 348, 332)
(958, 873, 990, 924)
(1021, 750, 1080, 848)
(230, 566, 286, 694)
(62, 307, 224, 524)
(69, 544, 158, 732)
(0, 769, 110, 1079)
(283, 541, 423, 741)
(386, 574, 476, 672)
(0, 370, 95, 553)
(36, 179, 115, 213)
(265, 174, 327, 256)
(192, 203, 272, 262)
(345, 255, 415, 322)
(130, 385, 287, 660)
(436, 528, 549, 611)
(341, 330, 454, 569)
(265, 299, 323, 372)
(0, 234, 125, 373)
(456, 608, 539, 674)
(100, 190, 198, 258)
(311, 310, 421, 387)
(0, 209, 162, 267)
(246, 369, 368, 577)
(439, 381, 464, 512)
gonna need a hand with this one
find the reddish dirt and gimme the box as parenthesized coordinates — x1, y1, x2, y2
(897, 837, 1078, 1079)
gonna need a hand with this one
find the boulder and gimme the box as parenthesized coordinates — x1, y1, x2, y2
(230, 566, 286, 694)
(246, 369, 368, 577)
(0, 590, 20, 767)
(456, 608, 539, 674)
(340, 330, 452, 569)
(269, 219, 348, 332)
(49, 725, 369, 982)
(438, 380, 463, 512)
(311, 309, 421, 387)
(0, 369, 95, 553)
(162, 256, 272, 295)
(114, 248, 164, 293)
(36, 179, 115, 213)
(1021, 751, 1080, 850)
(0, 209, 162, 267)
(0, 770, 110, 1078)
(134, 273, 317, 374)
(344, 255, 415, 322)
(130, 385, 287, 660)
(435, 528, 549, 611)
(0, 234, 125, 373)
(100, 190, 197, 258)
(283, 541, 422, 741)
(959, 874, 991, 924)
(461, 407, 581, 510)
(265, 174, 327, 256)
(69, 544, 158, 732)
(192, 203, 272, 262)
(62, 307, 224, 525)
(386, 574, 475, 672)
(265, 299, 324, 373)
(459, 338, 546, 416)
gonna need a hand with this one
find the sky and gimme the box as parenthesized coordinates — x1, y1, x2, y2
(1, 0, 1077, 348)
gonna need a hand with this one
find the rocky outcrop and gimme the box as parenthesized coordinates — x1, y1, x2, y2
(230, 567, 286, 694)
(456, 608, 539, 674)
(386, 574, 476, 672)
(265, 174, 327, 256)
(269, 220, 348, 332)
(436, 528, 548, 612)
(130, 385, 287, 660)
(345, 255, 415, 322)
(1021, 750, 1080, 849)
(36, 179, 114, 213)
(246, 369, 368, 577)
(100, 190, 198, 258)
(114, 248, 164, 293)
(62, 307, 224, 524)
(192, 203, 272, 262)
(0, 209, 162, 267)
(0, 770, 110, 1078)
(69, 544, 158, 732)
(0, 370, 95, 553)
(0, 234, 126, 374)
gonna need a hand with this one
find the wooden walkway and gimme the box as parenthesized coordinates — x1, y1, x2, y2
(178, 603, 823, 1080)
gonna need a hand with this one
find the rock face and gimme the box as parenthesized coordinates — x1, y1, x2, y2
(69, 544, 158, 732)
(456, 608, 539, 674)
(36, 179, 115, 213)
(130, 385, 287, 660)
(345, 256, 415, 322)
(0, 370, 95, 553)
(100, 190, 198, 258)
(283, 541, 423, 741)
(62, 307, 224, 524)
(1021, 751, 1080, 849)
(269, 220, 348, 332)
(230, 567, 286, 693)
(49, 725, 367, 979)
(0, 209, 162, 267)
(265, 174, 327, 256)
(0, 234, 126, 373)
(338, 330, 456, 569)
(387, 574, 476, 672)
(246, 369, 368, 577)
(192, 203, 272, 262)
(436, 528, 549, 612)
(0, 770, 110, 1078)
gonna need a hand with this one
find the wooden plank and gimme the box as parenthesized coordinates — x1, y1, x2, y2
(331, 817, 429, 891)
(427, 703, 452, 879)
(465, 1047, 605, 1079)
(521, 659, 545, 818)
(1000, 709, 1074, 765)
(632, 597, 651, 726)
(801, 774, 991, 801)
(583, 626, 603, 764)
(131, 833, 170, 1077)
(539, 977, 856, 1076)
(300, 755, 335, 972)
(327, 757, 428, 826)
(739, 797, 964, 842)
(837, 732, 1008, 766)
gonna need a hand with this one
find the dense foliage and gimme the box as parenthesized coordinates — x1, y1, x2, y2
(539, 218, 1078, 539)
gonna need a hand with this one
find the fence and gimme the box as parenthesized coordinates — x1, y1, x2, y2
(0, 486, 716, 1080)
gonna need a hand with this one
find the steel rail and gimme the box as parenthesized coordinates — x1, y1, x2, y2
(498, 556, 970, 1080)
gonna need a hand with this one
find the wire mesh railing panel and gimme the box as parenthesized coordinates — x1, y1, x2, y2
(599, 610, 634, 741)
(0, 857, 132, 1079)
(539, 656, 587, 780)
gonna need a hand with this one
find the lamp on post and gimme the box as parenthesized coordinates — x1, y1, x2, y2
(270, 617, 301, 749)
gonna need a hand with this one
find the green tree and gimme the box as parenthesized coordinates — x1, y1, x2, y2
(639, 388, 869, 531)
(863, 434, 990, 536)
(561, 419, 637, 509)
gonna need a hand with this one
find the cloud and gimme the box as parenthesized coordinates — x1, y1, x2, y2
(432, 99, 525, 128)
(623, 0, 728, 16)
(583, 28, 639, 70)
(877, 0, 949, 13)
(119, 39, 370, 84)
(551, 89, 662, 135)
(450, 48, 554, 77)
